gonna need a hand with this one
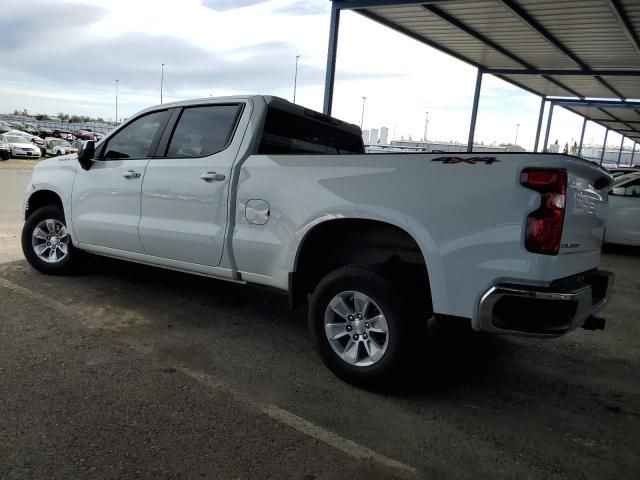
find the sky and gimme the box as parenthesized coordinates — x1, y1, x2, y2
(0, 0, 621, 151)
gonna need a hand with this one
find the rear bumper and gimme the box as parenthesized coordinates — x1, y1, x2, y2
(478, 270, 614, 337)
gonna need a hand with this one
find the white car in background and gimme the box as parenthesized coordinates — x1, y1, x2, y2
(605, 173, 640, 246)
(0, 134, 41, 158)
(44, 137, 78, 156)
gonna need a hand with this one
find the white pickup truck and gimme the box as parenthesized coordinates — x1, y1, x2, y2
(22, 95, 614, 386)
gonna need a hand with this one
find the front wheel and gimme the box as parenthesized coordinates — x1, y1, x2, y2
(21, 205, 81, 275)
(309, 265, 416, 388)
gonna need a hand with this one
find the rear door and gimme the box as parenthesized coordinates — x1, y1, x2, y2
(72, 110, 170, 253)
(138, 103, 245, 266)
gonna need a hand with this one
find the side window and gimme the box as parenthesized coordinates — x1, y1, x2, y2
(258, 107, 365, 155)
(165, 104, 242, 158)
(623, 179, 640, 197)
(102, 110, 167, 159)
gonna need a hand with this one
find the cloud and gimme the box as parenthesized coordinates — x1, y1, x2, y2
(201, 0, 270, 11)
(0, 0, 106, 50)
(2, 33, 323, 94)
(273, 1, 330, 16)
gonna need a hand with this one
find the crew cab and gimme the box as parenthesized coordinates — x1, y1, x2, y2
(21, 95, 615, 386)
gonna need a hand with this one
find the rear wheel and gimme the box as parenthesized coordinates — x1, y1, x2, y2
(22, 205, 81, 275)
(309, 265, 417, 388)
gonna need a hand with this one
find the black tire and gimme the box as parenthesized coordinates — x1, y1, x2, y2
(21, 205, 81, 275)
(309, 265, 417, 388)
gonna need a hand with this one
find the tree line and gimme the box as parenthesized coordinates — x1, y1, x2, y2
(12, 109, 106, 124)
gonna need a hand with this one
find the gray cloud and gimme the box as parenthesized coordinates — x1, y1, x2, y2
(0, 0, 106, 50)
(273, 1, 330, 15)
(1, 0, 402, 107)
(201, 0, 270, 11)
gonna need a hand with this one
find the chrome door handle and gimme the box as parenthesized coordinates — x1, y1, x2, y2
(122, 170, 141, 179)
(200, 171, 226, 182)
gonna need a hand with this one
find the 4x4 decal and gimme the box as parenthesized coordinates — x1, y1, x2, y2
(432, 156, 499, 165)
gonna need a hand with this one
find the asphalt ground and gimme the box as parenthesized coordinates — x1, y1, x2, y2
(1, 160, 639, 479)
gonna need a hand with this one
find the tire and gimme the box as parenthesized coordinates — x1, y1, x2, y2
(21, 205, 81, 275)
(309, 265, 417, 388)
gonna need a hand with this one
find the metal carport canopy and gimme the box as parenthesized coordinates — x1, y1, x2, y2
(323, 0, 640, 153)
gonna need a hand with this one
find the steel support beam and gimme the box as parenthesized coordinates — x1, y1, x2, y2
(607, 0, 640, 58)
(617, 135, 625, 166)
(499, 0, 625, 100)
(485, 68, 640, 77)
(578, 117, 587, 157)
(552, 99, 640, 107)
(533, 97, 545, 152)
(600, 128, 609, 166)
(333, 0, 461, 9)
(323, 3, 340, 115)
(631, 143, 637, 167)
(422, 3, 583, 99)
(467, 69, 483, 153)
(543, 103, 555, 153)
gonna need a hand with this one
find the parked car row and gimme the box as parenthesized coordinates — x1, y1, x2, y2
(0, 120, 104, 144)
(0, 131, 79, 160)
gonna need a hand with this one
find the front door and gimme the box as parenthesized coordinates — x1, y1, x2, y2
(71, 110, 169, 253)
(138, 103, 244, 266)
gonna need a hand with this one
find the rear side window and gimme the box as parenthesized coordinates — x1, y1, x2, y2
(165, 104, 242, 158)
(103, 110, 167, 159)
(258, 108, 364, 155)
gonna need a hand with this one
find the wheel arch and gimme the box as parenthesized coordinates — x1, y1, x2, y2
(289, 218, 434, 313)
(25, 189, 64, 220)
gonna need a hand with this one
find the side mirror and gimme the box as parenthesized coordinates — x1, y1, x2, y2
(77, 140, 95, 170)
(610, 187, 626, 196)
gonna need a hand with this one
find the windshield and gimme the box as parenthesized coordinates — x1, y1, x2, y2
(614, 174, 640, 185)
(51, 139, 71, 147)
(4, 135, 28, 143)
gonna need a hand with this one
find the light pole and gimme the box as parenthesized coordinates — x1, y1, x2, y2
(293, 55, 300, 104)
(360, 96, 367, 129)
(115, 79, 119, 125)
(160, 63, 165, 104)
(514, 123, 520, 146)
(423, 111, 429, 142)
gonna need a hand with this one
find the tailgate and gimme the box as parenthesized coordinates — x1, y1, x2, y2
(562, 159, 613, 255)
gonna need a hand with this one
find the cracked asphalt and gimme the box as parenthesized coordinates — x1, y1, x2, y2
(1, 161, 639, 479)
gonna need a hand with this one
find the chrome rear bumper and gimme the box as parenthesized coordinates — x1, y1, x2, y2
(478, 270, 614, 337)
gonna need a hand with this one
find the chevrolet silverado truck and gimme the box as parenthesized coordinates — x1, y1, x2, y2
(21, 95, 614, 386)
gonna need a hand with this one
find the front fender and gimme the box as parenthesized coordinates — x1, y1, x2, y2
(28, 158, 79, 245)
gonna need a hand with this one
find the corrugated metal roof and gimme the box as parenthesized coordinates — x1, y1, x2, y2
(335, 0, 640, 141)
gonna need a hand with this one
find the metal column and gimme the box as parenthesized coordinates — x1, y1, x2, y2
(542, 103, 555, 152)
(577, 117, 587, 157)
(631, 142, 637, 167)
(617, 136, 625, 166)
(322, 4, 340, 116)
(466, 69, 483, 153)
(533, 96, 545, 152)
(600, 128, 609, 166)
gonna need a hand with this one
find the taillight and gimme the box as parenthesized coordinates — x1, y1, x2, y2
(520, 168, 567, 255)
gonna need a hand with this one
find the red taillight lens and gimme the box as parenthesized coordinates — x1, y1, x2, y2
(520, 168, 567, 255)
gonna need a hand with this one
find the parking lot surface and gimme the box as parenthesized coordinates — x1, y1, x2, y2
(1, 161, 639, 479)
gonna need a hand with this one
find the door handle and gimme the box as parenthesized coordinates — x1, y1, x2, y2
(200, 171, 226, 182)
(122, 170, 141, 179)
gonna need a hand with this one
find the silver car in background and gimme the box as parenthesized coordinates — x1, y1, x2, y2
(606, 173, 640, 246)
(0, 134, 41, 158)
